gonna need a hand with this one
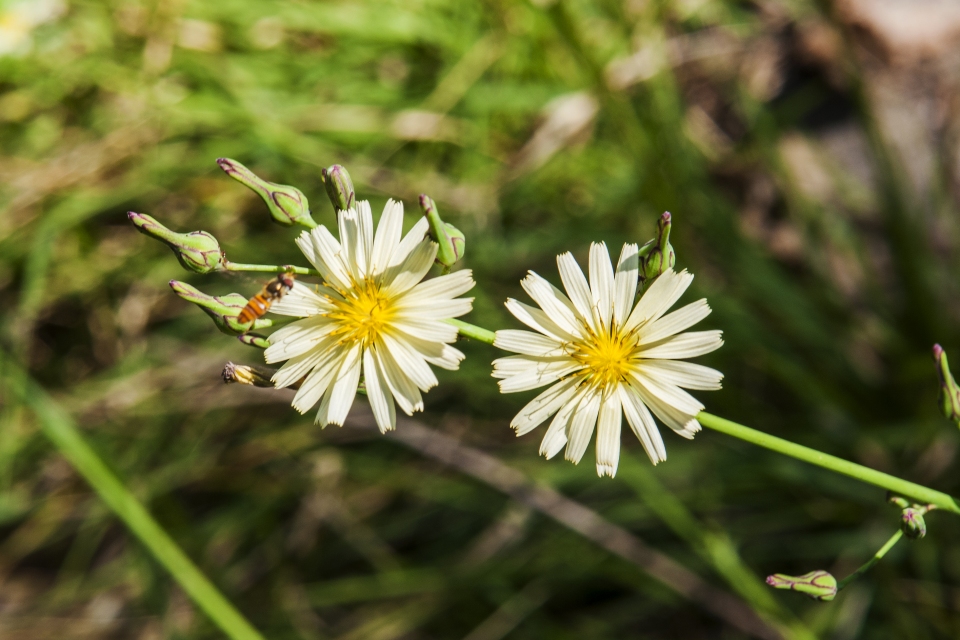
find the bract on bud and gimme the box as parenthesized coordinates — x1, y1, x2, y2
(128, 212, 225, 274)
(766, 570, 837, 601)
(640, 212, 676, 282)
(933, 345, 960, 426)
(900, 507, 927, 540)
(237, 333, 270, 349)
(321, 164, 356, 212)
(420, 194, 465, 268)
(217, 158, 316, 228)
(169, 280, 269, 335)
(222, 362, 275, 387)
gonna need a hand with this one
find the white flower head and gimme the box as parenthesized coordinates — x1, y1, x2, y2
(266, 200, 475, 433)
(493, 242, 723, 477)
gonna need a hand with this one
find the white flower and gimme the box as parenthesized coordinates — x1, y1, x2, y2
(265, 200, 475, 433)
(492, 242, 723, 477)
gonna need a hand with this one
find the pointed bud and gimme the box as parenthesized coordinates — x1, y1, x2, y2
(217, 158, 316, 228)
(128, 212, 225, 274)
(169, 280, 269, 335)
(766, 570, 837, 601)
(237, 333, 271, 349)
(934, 345, 960, 426)
(222, 362, 275, 387)
(420, 194, 465, 268)
(640, 212, 676, 282)
(321, 164, 356, 212)
(900, 506, 928, 540)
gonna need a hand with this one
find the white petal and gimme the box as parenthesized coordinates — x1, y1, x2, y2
(511, 378, 579, 436)
(496, 360, 582, 393)
(565, 390, 601, 464)
(521, 272, 581, 336)
(371, 199, 403, 275)
(504, 298, 576, 343)
(264, 317, 335, 363)
(628, 369, 704, 415)
(268, 281, 330, 317)
(383, 240, 437, 296)
(638, 330, 724, 360)
(379, 332, 438, 392)
(639, 299, 711, 345)
(421, 343, 464, 371)
(588, 242, 614, 329)
(375, 342, 423, 415)
(623, 269, 693, 333)
(364, 347, 396, 433)
(389, 216, 430, 269)
(356, 201, 375, 276)
(272, 344, 338, 388)
(307, 225, 352, 291)
(539, 388, 585, 459)
(291, 348, 345, 413)
(320, 344, 362, 426)
(636, 360, 723, 391)
(628, 377, 701, 438)
(613, 243, 639, 326)
(391, 318, 459, 344)
(338, 208, 365, 280)
(401, 269, 475, 303)
(557, 252, 596, 328)
(595, 391, 623, 477)
(618, 384, 666, 463)
(491, 354, 571, 378)
(394, 298, 473, 321)
(493, 330, 565, 357)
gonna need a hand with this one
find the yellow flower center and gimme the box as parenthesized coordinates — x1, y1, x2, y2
(326, 278, 395, 346)
(570, 325, 639, 388)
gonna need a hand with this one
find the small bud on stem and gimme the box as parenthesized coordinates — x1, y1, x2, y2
(933, 344, 960, 427)
(128, 212, 225, 274)
(222, 363, 276, 387)
(766, 570, 837, 601)
(169, 280, 270, 335)
(237, 333, 271, 349)
(217, 158, 316, 228)
(321, 164, 356, 212)
(640, 212, 676, 282)
(420, 194, 465, 269)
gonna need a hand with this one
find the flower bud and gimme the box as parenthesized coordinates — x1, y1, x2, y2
(900, 506, 927, 540)
(222, 362, 275, 387)
(128, 212, 225, 274)
(933, 344, 960, 426)
(766, 570, 837, 601)
(237, 333, 270, 349)
(321, 164, 356, 212)
(420, 194, 465, 268)
(217, 158, 316, 228)
(169, 280, 266, 335)
(640, 212, 676, 282)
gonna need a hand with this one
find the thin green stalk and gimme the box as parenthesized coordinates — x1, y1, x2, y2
(223, 261, 320, 277)
(698, 412, 960, 514)
(836, 530, 903, 590)
(0, 352, 265, 640)
(447, 319, 496, 344)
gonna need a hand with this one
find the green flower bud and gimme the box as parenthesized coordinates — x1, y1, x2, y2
(900, 507, 927, 540)
(217, 158, 316, 228)
(420, 194, 465, 268)
(640, 212, 676, 282)
(321, 164, 356, 212)
(766, 570, 837, 601)
(934, 345, 960, 426)
(169, 280, 270, 335)
(237, 333, 270, 349)
(222, 362, 275, 387)
(128, 212, 225, 274)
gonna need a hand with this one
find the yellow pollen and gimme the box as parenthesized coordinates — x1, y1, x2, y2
(326, 278, 394, 346)
(570, 326, 639, 388)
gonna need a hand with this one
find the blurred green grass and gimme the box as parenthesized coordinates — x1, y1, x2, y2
(2, 0, 960, 638)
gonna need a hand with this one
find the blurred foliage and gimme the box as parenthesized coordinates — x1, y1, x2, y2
(2, 0, 960, 638)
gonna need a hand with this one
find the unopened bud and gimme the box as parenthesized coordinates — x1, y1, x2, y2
(766, 570, 837, 602)
(128, 212, 225, 274)
(222, 362, 275, 387)
(170, 280, 269, 335)
(420, 194, 465, 268)
(217, 158, 316, 228)
(321, 164, 356, 212)
(640, 212, 676, 282)
(237, 333, 270, 349)
(900, 507, 927, 539)
(934, 345, 960, 426)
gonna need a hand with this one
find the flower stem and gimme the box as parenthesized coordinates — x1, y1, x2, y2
(0, 352, 265, 640)
(698, 412, 960, 514)
(447, 319, 496, 344)
(223, 261, 320, 277)
(836, 530, 903, 591)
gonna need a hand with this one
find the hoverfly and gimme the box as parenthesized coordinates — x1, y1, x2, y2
(238, 272, 295, 326)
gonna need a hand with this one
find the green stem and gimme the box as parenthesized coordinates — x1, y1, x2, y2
(223, 261, 320, 277)
(447, 319, 496, 344)
(836, 530, 903, 590)
(0, 352, 265, 640)
(698, 412, 960, 514)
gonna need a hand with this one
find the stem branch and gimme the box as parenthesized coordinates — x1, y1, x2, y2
(223, 261, 320, 277)
(837, 530, 903, 590)
(447, 319, 496, 344)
